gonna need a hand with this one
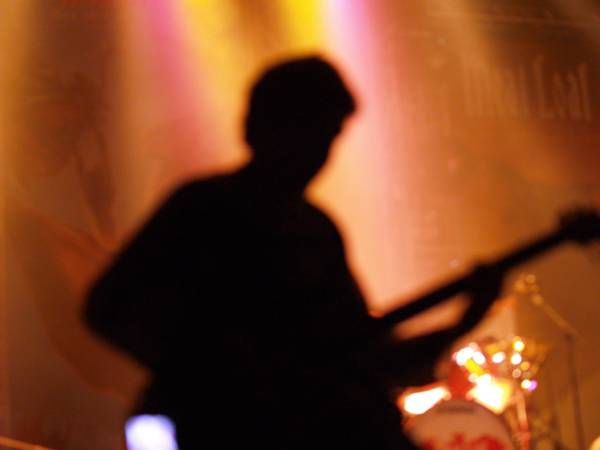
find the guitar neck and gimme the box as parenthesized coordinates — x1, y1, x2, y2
(378, 227, 570, 329)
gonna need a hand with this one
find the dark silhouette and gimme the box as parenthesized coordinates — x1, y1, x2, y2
(85, 56, 501, 450)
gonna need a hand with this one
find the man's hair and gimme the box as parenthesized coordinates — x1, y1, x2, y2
(246, 56, 356, 135)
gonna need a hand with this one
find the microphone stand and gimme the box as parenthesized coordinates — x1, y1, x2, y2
(525, 280, 586, 450)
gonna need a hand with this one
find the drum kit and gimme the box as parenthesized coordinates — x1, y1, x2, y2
(399, 274, 553, 450)
(400, 334, 549, 450)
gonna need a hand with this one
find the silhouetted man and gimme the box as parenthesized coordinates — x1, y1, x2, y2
(86, 56, 500, 450)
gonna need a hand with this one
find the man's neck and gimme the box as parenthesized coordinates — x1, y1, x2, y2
(239, 160, 308, 202)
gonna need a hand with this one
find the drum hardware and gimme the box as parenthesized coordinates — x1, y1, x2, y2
(514, 273, 586, 450)
(401, 269, 596, 450)
(400, 335, 543, 450)
(400, 275, 560, 450)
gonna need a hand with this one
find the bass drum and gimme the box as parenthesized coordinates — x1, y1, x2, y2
(405, 399, 516, 450)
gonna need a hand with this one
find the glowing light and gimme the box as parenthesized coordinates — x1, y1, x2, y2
(521, 379, 538, 392)
(510, 353, 523, 365)
(402, 386, 450, 415)
(468, 376, 513, 413)
(512, 369, 522, 378)
(513, 339, 525, 352)
(125, 415, 179, 450)
(478, 374, 492, 384)
(532, 294, 544, 305)
(525, 274, 537, 284)
(464, 359, 486, 376)
(279, 0, 324, 50)
(473, 351, 486, 365)
(520, 361, 531, 371)
(455, 347, 475, 366)
(491, 352, 506, 364)
(468, 373, 478, 383)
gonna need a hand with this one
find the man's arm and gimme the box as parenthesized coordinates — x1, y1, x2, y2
(84, 184, 199, 368)
(363, 265, 504, 389)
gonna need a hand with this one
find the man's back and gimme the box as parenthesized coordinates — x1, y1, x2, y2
(87, 167, 410, 449)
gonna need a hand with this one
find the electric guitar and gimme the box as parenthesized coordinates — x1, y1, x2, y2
(378, 208, 600, 330)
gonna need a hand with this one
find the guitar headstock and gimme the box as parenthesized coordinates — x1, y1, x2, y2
(559, 208, 600, 245)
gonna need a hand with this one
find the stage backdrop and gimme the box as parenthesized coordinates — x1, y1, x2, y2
(2, 1, 600, 449)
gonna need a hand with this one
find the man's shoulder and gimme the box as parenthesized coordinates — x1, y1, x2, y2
(303, 201, 341, 232)
(170, 173, 233, 200)
(162, 172, 245, 215)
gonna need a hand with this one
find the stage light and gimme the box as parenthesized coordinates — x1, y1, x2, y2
(513, 338, 525, 352)
(478, 374, 492, 384)
(455, 347, 474, 366)
(454, 344, 486, 379)
(521, 379, 538, 392)
(401, 386, 450, 415)
(473, 351, 486, 365)
(491, 352, 506, 364)
(125, 415, 179, 450)
(510, 353, 522, 365)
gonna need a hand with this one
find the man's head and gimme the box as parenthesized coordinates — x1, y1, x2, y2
(245, 56, 356, 191)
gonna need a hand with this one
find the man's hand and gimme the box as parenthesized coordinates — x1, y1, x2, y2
(452, 263, 505, 337)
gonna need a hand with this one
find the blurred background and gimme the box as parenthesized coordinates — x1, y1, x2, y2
(1, 0, 600, 449)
